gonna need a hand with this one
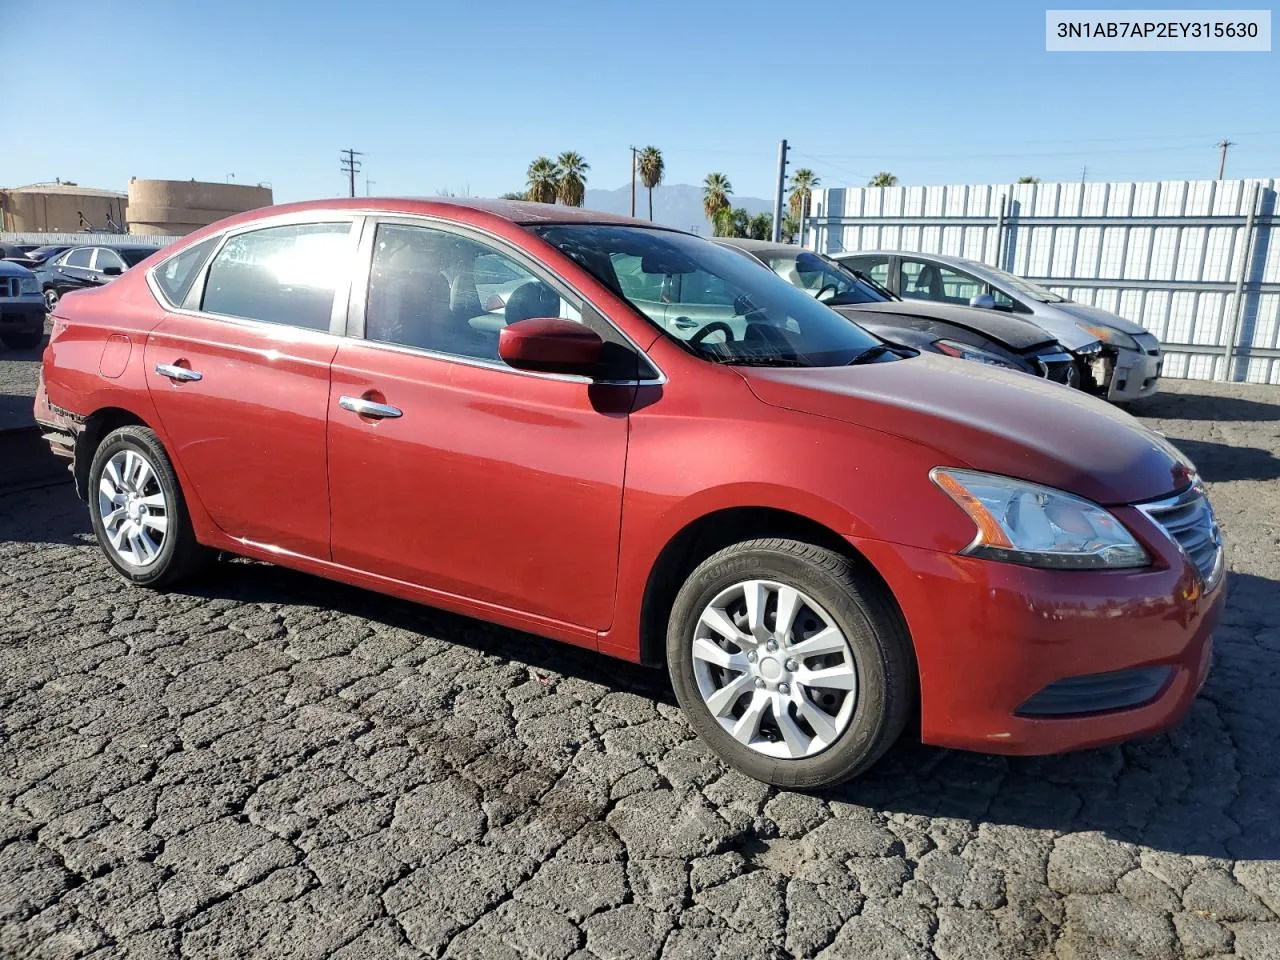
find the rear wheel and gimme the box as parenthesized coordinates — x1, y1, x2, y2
(1, 330, 42, 350)
(667, 538, 914, 788)
(88, 426, 211, 587)
(43, 287, 59, 312)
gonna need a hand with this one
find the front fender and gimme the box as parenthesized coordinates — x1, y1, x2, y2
(603, 380, 976, 661)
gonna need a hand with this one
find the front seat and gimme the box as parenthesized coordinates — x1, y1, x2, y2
(504, 281, 562, 325)
(368, 267, 453, 350)
(914, 264, 941, 300)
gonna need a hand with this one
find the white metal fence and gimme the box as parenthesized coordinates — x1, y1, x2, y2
(807, 178, 1280, 384)
(3, 231, 180, 248)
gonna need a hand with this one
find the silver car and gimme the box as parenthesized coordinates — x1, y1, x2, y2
(836, 251, 1162, 402)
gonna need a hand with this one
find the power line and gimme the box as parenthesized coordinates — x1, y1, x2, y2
(339, 148, 364, 199)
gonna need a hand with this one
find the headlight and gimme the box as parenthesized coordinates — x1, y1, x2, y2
(19, 276, 39, 295)
(930, 468, 1149, 569)
(1079, 323, 1139, 351)
(934, 339, 1019, 369)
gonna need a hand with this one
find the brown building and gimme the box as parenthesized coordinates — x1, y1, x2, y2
(125, 179, 273, 236)
(0, 181, 128, 233)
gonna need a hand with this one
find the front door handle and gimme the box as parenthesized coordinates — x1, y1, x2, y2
(339, 395, 403, 419)
(155, 363, 202, 382)
(672, 316, 698, 330)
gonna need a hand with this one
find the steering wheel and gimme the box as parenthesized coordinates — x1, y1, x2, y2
(690, 321, 735, 344)
(815, 282, 839, 301)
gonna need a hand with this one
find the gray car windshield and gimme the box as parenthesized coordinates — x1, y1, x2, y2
(762, 251, 888, 306)
(969, 260, 1069, 303)
(532, 225, 885, 367)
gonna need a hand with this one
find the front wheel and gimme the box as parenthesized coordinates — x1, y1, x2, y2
(88, 425, 212, 587)
(666, 539, 915, 788)
(44, 287, 59, 312)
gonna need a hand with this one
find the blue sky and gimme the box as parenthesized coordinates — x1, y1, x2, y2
(5, 0, 1276, 202)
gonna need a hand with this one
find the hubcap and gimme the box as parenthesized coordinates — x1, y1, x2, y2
(691, 579, 858, 759)
(97, 449, 168, 567)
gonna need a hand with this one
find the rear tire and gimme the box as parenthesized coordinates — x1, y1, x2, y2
(1, 330, 42, 350)
(43, 287, 59, 312)
(666, 538, 915, 788)
(87, 426, 212, 587)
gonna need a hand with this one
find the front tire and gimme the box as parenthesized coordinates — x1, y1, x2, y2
(88, 426, 211, 587)
(44, 287, 59, 312)
(666, 538, 915, 789)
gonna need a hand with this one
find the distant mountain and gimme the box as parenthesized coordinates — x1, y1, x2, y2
(582, 183, 773, 234)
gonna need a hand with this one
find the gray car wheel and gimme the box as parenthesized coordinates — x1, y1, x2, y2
(667, 538, 916, 788)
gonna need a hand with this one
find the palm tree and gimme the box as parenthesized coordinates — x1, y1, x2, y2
(713, 206, 751, 238)
(702, 173, 732, 224)
(555, 152, 590, 207)
(868, 172, 898, 187)
(788, 169, 820, 219)
(747, 213, 772, 241)
(526, 157, 559, 204)
(637, 146, 664, 221)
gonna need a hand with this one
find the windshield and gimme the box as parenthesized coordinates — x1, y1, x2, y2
(760, 251, 888, 306)
(533, 225, 885, 367)
(967, 260, 1069, 303)
(28, 246, 67, 260)
(120, 248, 157, 267)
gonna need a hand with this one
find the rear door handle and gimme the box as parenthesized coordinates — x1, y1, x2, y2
(155, 363, 202, 382)
(672, 316, 698, 330)
(339, 396, 402, 419)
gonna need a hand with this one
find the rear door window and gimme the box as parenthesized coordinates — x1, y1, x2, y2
(94, 248, 125, 272)
(201, 222, 353, 331)
(65, 248, 93, 269)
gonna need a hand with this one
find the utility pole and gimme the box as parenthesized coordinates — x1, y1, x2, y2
(340, 148, 364, 198)
(365, 177, 375, 196)
(1080, 164, 1087, 183)
(630, 146, 638, 218)
(1216, 139, 1234, 179)
(771, 139, 789, 243)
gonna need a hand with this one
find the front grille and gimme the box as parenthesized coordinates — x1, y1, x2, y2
(1033, 349, 1077, 386)
(1016, 666, 1172, 717)
(1138, 483, 1223, 587)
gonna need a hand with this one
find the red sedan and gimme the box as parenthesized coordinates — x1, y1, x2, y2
(35, 199, 1224, 788)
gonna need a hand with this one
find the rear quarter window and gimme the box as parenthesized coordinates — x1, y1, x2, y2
(153, 237, 219, 306)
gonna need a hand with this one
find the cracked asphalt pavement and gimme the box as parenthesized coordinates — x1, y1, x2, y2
(1, 379, 1279, 959)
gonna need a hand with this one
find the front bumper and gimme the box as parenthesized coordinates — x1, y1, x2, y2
(1106, 343, 1162, 401)
(0, 299, 46, 331)
(853, 508, 1223, 755)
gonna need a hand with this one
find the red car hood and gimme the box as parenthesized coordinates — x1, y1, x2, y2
(741, 353, 1193, 506)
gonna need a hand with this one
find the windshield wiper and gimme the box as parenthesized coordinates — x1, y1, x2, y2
(848, 344, 896, 365)
(850, 270, 899, 300)
(706, 354, 809, 367)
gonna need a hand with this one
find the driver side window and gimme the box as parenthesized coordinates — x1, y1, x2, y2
(365, 224, 580, 361)
(934, 265, 984, 304)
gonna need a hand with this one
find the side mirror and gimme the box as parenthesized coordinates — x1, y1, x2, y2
(101, 264, 123, 276)
(969, 293, 995, 309)
(498, 317, 604, 376)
